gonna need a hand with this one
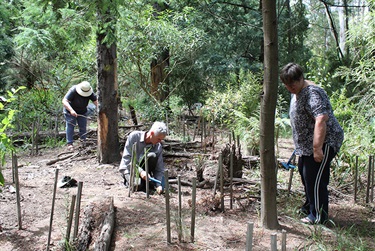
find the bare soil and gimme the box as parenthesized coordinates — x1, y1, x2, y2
(0, 134, 374, 251)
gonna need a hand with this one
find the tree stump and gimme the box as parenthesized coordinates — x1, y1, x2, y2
(221, 143, 243, 178)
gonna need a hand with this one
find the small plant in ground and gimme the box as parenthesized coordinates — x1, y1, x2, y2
(0, 86, 25, 190)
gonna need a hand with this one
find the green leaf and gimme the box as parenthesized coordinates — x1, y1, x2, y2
(0, 171, 4, 187)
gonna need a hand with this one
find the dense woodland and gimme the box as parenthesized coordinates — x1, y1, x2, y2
(1, 0, 375, 245)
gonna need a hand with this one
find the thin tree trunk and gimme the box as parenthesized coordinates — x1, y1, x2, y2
(151, 2, 170, 104)
(321, 0, 344, 60)
(260, 0, 279, 230)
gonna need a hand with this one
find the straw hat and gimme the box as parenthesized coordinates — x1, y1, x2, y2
(76, 81, 93, 97)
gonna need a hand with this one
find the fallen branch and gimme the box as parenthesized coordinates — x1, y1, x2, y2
(169, 179, 209, 188)
(164, 152, 211, 158)
(46, 152, 79, 165)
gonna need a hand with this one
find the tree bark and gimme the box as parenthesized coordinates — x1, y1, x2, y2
(94, 197, 115, 251)
(96, 1, 120, 164)
(75, 197, 115, 251)
(151, 2, 170, 103)
(260, 0, 279, 229)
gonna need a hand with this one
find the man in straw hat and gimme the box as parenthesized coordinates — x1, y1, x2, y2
(62, 81, 98, 150)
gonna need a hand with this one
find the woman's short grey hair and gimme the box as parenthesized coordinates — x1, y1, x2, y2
(150, 121, 168, 136)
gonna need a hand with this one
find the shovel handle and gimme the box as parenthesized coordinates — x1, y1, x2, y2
(149, 177, 162, 185)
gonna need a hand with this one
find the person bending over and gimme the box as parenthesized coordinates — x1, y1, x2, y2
(119, 121, 168, 195)
(62, 81, 98, 150)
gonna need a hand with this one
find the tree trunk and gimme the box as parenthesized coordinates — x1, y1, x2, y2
(128, 104, 138, 125)
(321, 0, 344, 60)
(96, 1, 120, 164)
(338, 1, 346, 56)
(260, 0, 279, 229)
(151, 2, 170, 103)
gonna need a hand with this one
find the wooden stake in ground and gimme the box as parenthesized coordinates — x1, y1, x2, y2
(190, 177, 196, 243)
(230, 149, 233, 209)
(145, 148, 150, 198)
(354, 156, 358, 203)
(128, 142, 137, 197)
(220, 154, 224, 211)
(245, 222, 253, 251)
(47, 168, 59, 251)
(371, 155, 374, 203)
(13, 154, 22, 230)
(164, 169, 171, 244)
(73, 181, 83, 240)
(271, 233, 277, 251)
(366, 155, 372, 203)
(66, 195, 76, 243)
(213, 154, 221, 197)
(281, 229, 287, 251)
(177, 175, 182, 242)
(287, 168, 294, 197)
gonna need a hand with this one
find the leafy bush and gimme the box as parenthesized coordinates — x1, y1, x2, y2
(205, 70, 262, 154)
(0, 86, 25, 189)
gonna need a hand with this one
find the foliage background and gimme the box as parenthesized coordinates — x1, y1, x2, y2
(0, 0, 374, 183)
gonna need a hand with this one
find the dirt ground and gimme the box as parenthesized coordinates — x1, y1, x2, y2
(0, 132, 374, 251)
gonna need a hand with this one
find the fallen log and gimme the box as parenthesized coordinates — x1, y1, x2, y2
(163, 151, 211, 158)
(94, 197, 115, 251)
(167, 177, 258, 189)
(75, 197, 115, 251)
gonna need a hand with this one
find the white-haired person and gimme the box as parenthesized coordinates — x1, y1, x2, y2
(62, 81, 98, 150)
(119, 121, 168, 195)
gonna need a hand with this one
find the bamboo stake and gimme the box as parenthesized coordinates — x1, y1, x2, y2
(73, 181, 83, 240)
(230, 148, 233, 209)
(66, 195, 76, 242)
(145, 149, 150, 198)
(212, 122, 215, 151)
(36, 116, 40, 154)
(213, 154, 221, 197)
(164, 170, 171, 244)
(128, 142, 136, 197)
(281, 229, 287, 251)
(178, 175, 182, 242)
(287, 168, 294, 197)
(13, 154, 22, 230)
(190, 177, 197, 243)
(31, 121, 35, 156)
(354, 156, 358, 203)
(220, 153, 224, 211)
(11, 151, 15, 183)
(271, 233, 277, 251)
(371, 155, 374, 203)
(366, 155, 372, 203)
(245, 222, 253, 251)
(46, 169, 59, 251)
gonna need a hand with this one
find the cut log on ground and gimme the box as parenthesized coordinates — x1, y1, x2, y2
(164, 151, 211, 158)
(74, 197, 115, 251)
(94, 197, 115, 251)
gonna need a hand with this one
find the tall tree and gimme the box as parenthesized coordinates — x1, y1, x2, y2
(260, 0, 279, 229)
(96, 0, 120, 163)
(151, 2, 170, 103)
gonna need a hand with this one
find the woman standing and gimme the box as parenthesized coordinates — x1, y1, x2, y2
(280, 63, 344, 224)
